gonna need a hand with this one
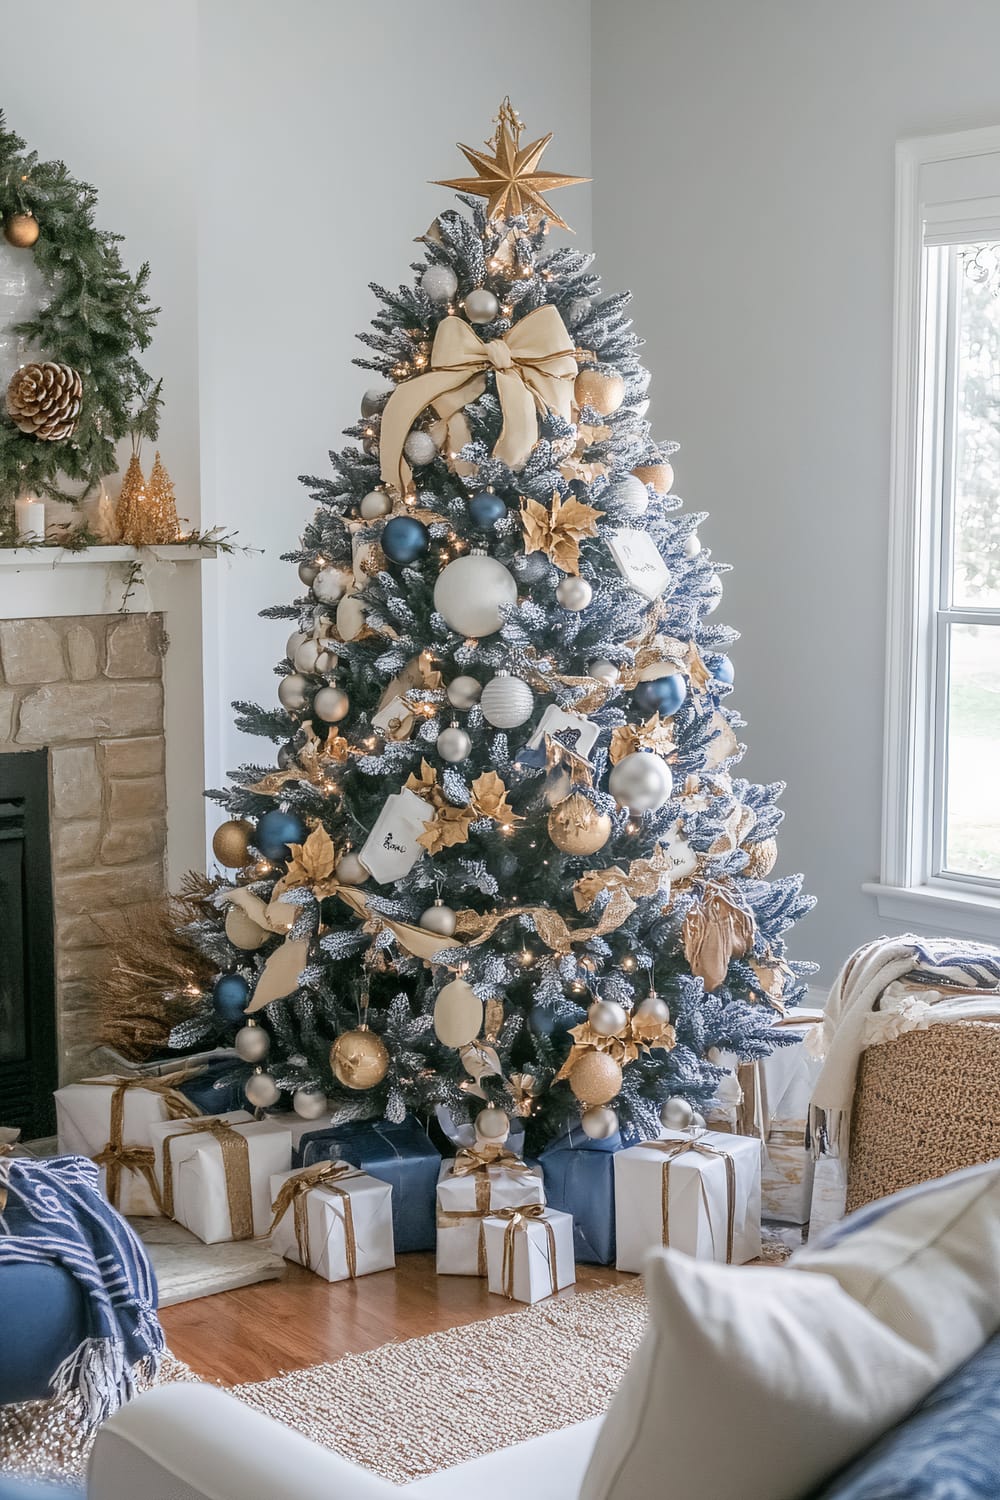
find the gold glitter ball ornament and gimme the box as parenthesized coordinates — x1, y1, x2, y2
(743, 837, 778, 878)
(3, 211, 40, 248)
(569, 1049, 623, 1107)
(212, 818, 254, 868)
(547, 793, 612, 855)
(574, 367, 625, 417)
(6, 362, 83, 441)
(330, 1026, 390, 1090)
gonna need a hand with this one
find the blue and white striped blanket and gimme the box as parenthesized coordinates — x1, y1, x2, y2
(0, 1153, 163, 1426)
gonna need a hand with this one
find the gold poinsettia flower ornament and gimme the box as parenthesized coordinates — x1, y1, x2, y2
(520, 490, 603, 574)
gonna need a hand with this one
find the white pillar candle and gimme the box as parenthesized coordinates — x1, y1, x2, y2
(14, 495, 46, 543)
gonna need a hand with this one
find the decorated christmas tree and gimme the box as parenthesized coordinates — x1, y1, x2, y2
(172, 101, 815, 1148)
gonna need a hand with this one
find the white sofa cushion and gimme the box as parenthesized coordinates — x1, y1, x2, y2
(406, 1418, 602, 1497)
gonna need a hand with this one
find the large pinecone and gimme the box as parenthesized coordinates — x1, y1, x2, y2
(5, 362, 83, 442)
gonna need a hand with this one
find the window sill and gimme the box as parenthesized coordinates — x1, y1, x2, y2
(863, 881, 1000, 942)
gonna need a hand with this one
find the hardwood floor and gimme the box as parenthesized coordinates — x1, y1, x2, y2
(160, 1253, 634, 1385)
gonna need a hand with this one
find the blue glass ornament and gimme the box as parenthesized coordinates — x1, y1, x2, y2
(255, 808, 307, 861)
(633, 671, 687, 717)
(214, 973, 250, 1024)
(468, 491, 507, 529)
(382, 515, 430, 564)
(709, 653, 735, 685)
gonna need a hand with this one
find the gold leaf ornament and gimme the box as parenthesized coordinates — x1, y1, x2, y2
(519, 490, 603, 575)
(682, 881, 756, 993)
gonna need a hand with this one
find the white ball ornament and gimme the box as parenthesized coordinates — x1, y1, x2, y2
(360, 489, 393, 520)
(419, 899, 458, 937)
(464, 288, 500, 324)
(292, 1087, 329, 1120)
(436, 722, 472, 763)
(313, 685, 350, 723)
(581, 1105, 619, 1140)
(660, 1096, 694, 1131)
(475, 1105, 510, 1142)
(481, 671, 534, 730)
(683, 531, 702, 558)
(298, 560, 319, 586)
(589, 659, 620, 685)
(337, 594, 366, 641)
(555, 575, 592, 612)
(335, 850, 368, 885)
(245, 1069, 281, 1109)
(361, 386, 389, 417)
(589, 999, 627, 1036)
(286, 629, 309, 660)
(433, 977, 483, 1048)
(434, 552, 518, 638)
(704, 572, 723, 613)
(446, 675, 482, 710)
(403, 429, 439, 467)
(294, 638, 339, 675)
(609, 751, 673, 812)
(312, 566, 352, 605)
(278, 673, 310, 712)
(234, 1022, 270, 1063)
(421, 263, 459, 303)
(608, 473, 649, 518)
(635, 993, 671, 1024)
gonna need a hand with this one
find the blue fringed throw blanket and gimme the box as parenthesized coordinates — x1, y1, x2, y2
(0, 1153, 164, 1427)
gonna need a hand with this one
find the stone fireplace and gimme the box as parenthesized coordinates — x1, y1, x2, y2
(0, 546, 212, 1126)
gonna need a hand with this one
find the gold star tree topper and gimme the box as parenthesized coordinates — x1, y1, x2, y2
(434, 98, 589, 232)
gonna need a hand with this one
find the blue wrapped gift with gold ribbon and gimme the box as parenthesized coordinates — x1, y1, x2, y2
(296, 1116, 440, 1253)
(540, 1126, 623, 1265)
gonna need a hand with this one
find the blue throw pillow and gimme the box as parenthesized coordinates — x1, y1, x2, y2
(811, 1331, 1000, 1499)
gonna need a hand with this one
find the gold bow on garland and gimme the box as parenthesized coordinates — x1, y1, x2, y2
(608, 714, 678, 766)
(84, 1071, 203, 1212)
(248, 725, 352, 795)
(161, 1115, 255, 1241)
(573, 844, 672, 913)
(379, 304, 577, 495)
(269, 1160, 363, 1275)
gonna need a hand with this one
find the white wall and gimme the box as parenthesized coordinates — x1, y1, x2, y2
(592, 0, 1000, 979)
(198, 0, 592, 797)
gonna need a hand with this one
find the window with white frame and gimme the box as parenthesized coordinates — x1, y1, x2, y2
(868, 127, 1000, 937)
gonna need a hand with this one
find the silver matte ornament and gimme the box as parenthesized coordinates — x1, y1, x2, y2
(589, 658, 620, 685)
(436, 722, 472, 763)
(464, 288, 500, 324)
(294, 638, 338, 675)
(360, 489, 393, 520)
(312, 566, 352, 604)
(292, 1087, 329, 1120)
(433, 552, 518, 638)
(446, 675, 482, 709)
(298, 560, 319, 586)
(480, 671, 534, 729)
(555, 575, 593, 611)
(335, 850, 368, 885)
(421, 263, 459, 303)
(286, 629, 309, 660)
(474, 1105, 510, 1141)
(313, 685, 350, 723)
(278, 673, 309, 712)
(245, 1069, 281, 1109)
(419, 899, 458, 937)
(635, 993, 671, 1024)
(581, 1105, 619, 1139)
(403, 429, 439, 467)
(361, 386, 389, 417)
(660, 1095, 694, 1131)
(234, 1022, 270, 1063)
(589, 999, 627, 1036)
(704, 572, 723, 613)
(609, 751, 673, 812)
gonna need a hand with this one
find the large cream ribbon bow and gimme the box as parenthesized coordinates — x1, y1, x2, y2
(379, 304, 577, 495)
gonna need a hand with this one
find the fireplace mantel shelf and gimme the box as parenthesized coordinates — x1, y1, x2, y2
(0, 544, 218, 619)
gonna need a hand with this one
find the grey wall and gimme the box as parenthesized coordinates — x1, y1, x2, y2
(591, 0, 1000, 980)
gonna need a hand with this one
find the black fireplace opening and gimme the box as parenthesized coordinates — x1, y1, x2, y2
(0, 749, 57, 1140)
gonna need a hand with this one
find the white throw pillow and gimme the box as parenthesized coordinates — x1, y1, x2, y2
(579, 1250, 937, 1500)
(791, 1159, 1000, 1367)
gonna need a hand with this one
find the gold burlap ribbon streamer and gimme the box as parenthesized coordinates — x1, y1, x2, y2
(160, 1116, 255, 1241)
(379, 304, 577, 495)
(83, 1071, 203, 1213)
(644, 1137, 737, 1263)
(491, 1203, 559, 1300)
(269, 1160, 362, 1276)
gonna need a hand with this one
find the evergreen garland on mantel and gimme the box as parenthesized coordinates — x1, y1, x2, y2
(0, 110, 159, 506)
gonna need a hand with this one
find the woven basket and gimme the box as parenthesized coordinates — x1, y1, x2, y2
(846, 1020, 1000, 1213)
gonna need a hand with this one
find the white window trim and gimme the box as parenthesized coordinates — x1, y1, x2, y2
(867, 125, 1000, 942)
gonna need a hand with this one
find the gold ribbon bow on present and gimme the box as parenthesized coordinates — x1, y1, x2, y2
(379, 304, 577, 495)
(269, 1160, 363, 1277)
(643, 1137, 737, 1264)
(160, 1115, 255, 1242)
(84, 1070, 203, 1214)
(450, 1144, 530, 1216)
(490, 1203, 559, 1300)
